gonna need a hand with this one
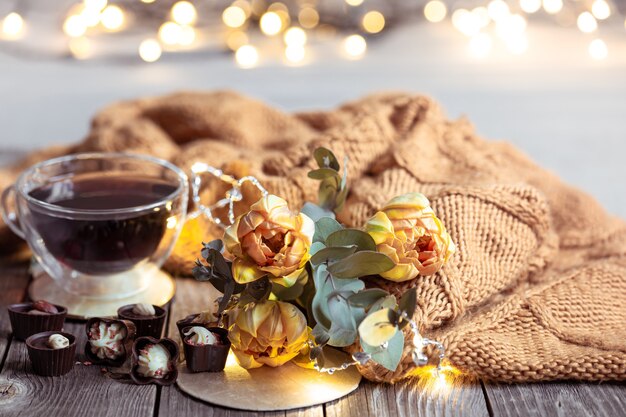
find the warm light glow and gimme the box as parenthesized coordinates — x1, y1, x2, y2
(519, 0, 541, 14)
(226, 31, 249, 51)
(223, 6, 247, 28)
(139, 39, 162, 62)
(178, 25, 196, 46)
(171, 1, 197, 26)
(64, 15, 87, 38)
(83, 0, 107, 12)
(159, 22, 182, 45)
(260, 11, 283, 36)
(487, 0, 510, 21)
(472, 7, 490, 29)
(235, 44, 259, 68)
(591, 0, 610, 20)
(232, 0, 252, 17)
(299, 7, 319, 29)
(469, 33, 492, 58)
(506, 35, 528, 54)
(284, 27, 307, 46)
(589, 38, 607, 60)
(81, 6, 101, 27)
(496, 13, 526, 39)
(343, 34, 367, 58)
(285, 45, 305, 63)
(69, 36, 93, 60)
(452, 9, 481, 37)
(345, 0, 364, 6)
(100, 5, 125, 30)
(424, 1, 447, 23)
(577, 12, 597, 33)
(141, 0, 156, 3)
(407, 364, 465, 397)
(542, 0, 563, 15)
(2, 12, 25, 38)
(166, 216, 178, 229)
(362, 11, 385, 34)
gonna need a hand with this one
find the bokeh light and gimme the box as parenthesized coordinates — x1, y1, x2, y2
(223, 6, 247, 28)
(362, 11, 385, 34)
(298, 7, 319, 29)
(171, 1, 197, 26)
(519, 0, 541, 14)
(284, 27, 307, 46)
(487, 0, 509, 21)
(159, 22, 182, 45)
(260, 11, 283, 36)
(2, 12, 25, 39)
(235, 44, 259, 68)
(226, 31, 249, 51)
(542, 0, 563, 15)
(285, 45, 305, 63)
(577, 12, 597, 33)
(343, 34, 367, 58)
(469, 33, 492, 58)
(345, 0, 364, 6)
(100, 5, 125, 31)
(424, 1, 447, 23)
(139, 38, 162, 62)
(591, 0, 610, 20)
(69, 36, 93, 60)
(588, 38, 607, 60)
(64, 15, 87, 38)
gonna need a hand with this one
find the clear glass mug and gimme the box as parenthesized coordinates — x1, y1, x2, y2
(1, 153, 188, 299)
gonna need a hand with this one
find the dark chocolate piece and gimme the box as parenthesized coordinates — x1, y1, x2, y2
(84, 317, 136, 367)
(8, 302, 67, 341)
(182, 326, 230, 373)
(26, 331, 76, 376)
(175, 313, 200, 340)
(118, 304, 166, 339)
(130, 337, 179, 386)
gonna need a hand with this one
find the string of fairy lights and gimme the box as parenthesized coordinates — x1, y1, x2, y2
(0, 0, 624, 66)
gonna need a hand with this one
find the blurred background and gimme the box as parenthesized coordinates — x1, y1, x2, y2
(1, 0, 625, 216)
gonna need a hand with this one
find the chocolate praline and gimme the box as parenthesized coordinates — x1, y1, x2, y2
(26, 331, 76, 377)
(84, 317, 136, 367)
(117, 304, 167, 339)
(182, 326, 231, 373)
(130, 337, 179, 386)
(8, 301, 67, 341)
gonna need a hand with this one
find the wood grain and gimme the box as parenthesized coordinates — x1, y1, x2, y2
(0, 263, 30, 366)
(484, 382, 626, 417)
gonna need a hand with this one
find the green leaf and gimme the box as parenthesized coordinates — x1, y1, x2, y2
(302, 202, 335, 223)
(238, 276, 271, 306)
(314, 147, 341, 171)
(314, 217, 342, 243)
(370, 294, 398, 312)
(327, 251, 395, 278)
(348, 289, 390, 308)
(312, 325, 330, 346)
(361, 329, 404, 371)
(308, 168, 341, 181)
(398, 288, 417, 322)
(310, 245, 358, 265)
(327, 294, 359, 347)
(326, 229, 377, 252)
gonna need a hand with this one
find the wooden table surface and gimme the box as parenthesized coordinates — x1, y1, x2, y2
(1, 259, 625, 417)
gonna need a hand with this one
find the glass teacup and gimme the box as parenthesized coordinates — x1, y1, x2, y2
(1, 153, 188, 299)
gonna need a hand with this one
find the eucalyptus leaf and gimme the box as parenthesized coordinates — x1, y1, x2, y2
(271, 277, 307, 301)
(310, 241, 326, 256)
(399, 288, 417, 322)
(361, 328, 404, 371)
(310, 245, 357, 265)
(327, 294, 359, 347)
(326, 229, 377, 252)
(302, 202, 335, 223)
(348, 289, 390, 308)
(314, 147, 341, 171)
(238, 276, 271, 305)
(370, 294, 398, 312)
(327, 251, 395, 278)
(314, 217, 342, 243)
(312, 324, 330, 345)
(308, 168, 341, 181)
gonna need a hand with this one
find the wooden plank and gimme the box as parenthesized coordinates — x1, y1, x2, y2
(325, 375, 490, 417)
(158, 277, 324, 417)
(0, 263, 30, 367)
(484, 382, 626, 417)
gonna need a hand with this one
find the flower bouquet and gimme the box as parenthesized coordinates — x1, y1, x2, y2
(192, 147, 455, 375)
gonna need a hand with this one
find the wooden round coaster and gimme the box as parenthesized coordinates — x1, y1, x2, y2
(176, 348, 362, 411)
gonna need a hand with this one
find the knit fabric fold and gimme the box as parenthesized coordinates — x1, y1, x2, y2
(1, 91, 624, 382)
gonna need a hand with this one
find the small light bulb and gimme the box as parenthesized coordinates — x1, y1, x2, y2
(222, 6, 247, 28)
(424, 1, 447, 23)
(588, 38, 607, 60)
(362, 11, 385, 34)
(343, 34, 367, 58)
(284, 27, 307, 46)
(100, 5, 124, 30)
(577, 12, 597, 33)
(139, 38, 162, 62)
(235, 44, 259, 68)
(171, 1, 197, 26)
(591, 0, 610, 20)
(345, 0, 364, 6)
(298, 7, 319, 29)
(64, 15, 87, 38)
(519, 0, 541, 14)
(2, 12, 25, 38)
(260, 11, 283, 36)
(542, 0, 563, 15)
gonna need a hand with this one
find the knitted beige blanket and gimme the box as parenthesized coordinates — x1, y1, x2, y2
(1, 91, 625, 383)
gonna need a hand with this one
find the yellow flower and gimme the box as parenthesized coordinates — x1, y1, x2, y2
(224, 195, 315, 288)
(365, 193, 455, 282)
(228, 300, 309, 369)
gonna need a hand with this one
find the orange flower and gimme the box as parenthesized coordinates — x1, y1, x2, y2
(365, 193, 455, 282)
(224, 195, 314, 288)
(228, 300, 309, 369)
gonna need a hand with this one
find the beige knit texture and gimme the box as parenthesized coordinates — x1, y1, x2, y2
(1, 91, 625, 383)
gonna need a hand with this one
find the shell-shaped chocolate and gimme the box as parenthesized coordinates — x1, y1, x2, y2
(130, 337, 179, 386)
(84, 318, 136, 367)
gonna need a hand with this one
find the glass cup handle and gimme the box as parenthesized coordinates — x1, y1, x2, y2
(1, 185, 25, 239)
